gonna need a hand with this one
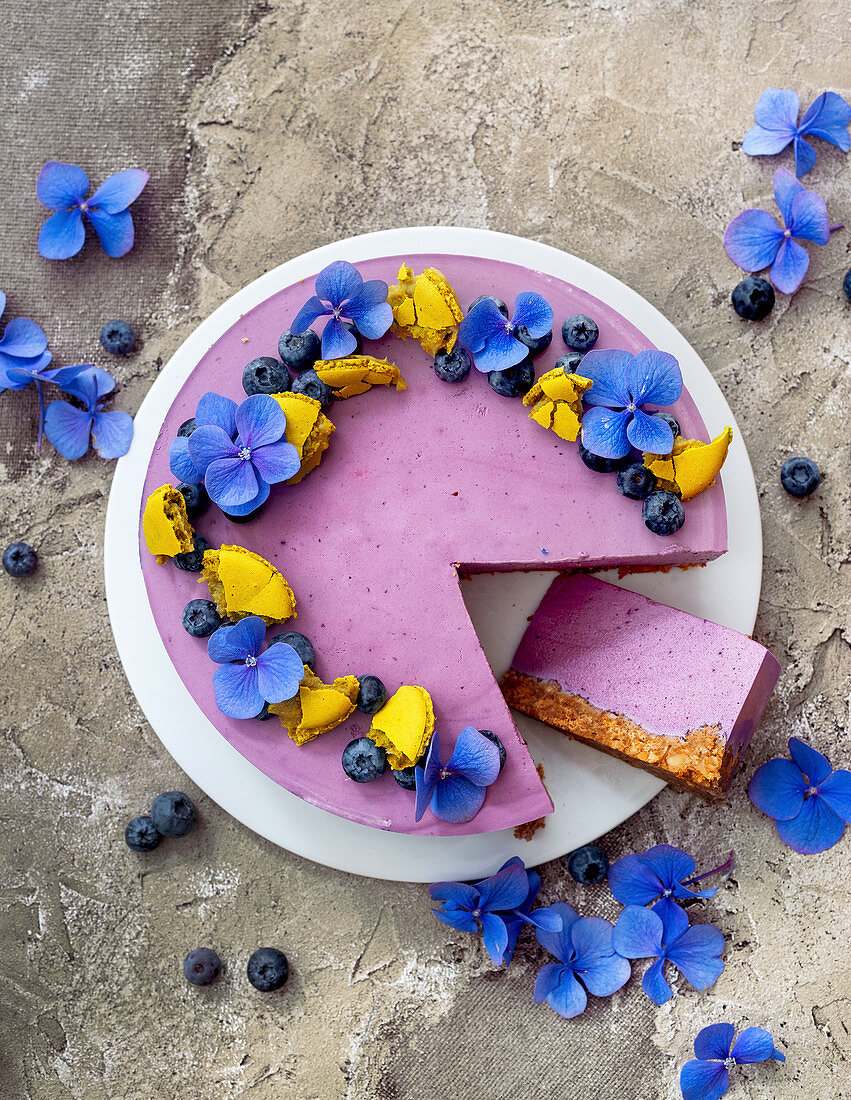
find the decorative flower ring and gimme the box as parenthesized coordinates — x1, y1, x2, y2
(748, 736, 851, 854)
(608, 844, 719, 923)
(207, 616, 304, 719)
(44, 366, 134, 460)
(414, 727, 501, 824)
(578, 348, 683, 459)
(742, 88, 851, 177)
(533, 902, 631, 1019)
(680, 1023, 785, 1100)
(37, 162, 149, 260)
(457, 292, 553, 372)
(291, 259, 393, 359)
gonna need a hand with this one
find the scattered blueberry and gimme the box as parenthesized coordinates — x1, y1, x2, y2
(341, 737, 387, 782)
(780, 456, 821, 498)
(468, 294, 509, 318)
(181, 599, 223, 637)
(487, 358, 535, 398)
(642, 491, 686, 536)
(151, 791, 197, 837)
(478, 729, 506, 772)
(392, 766, 417, 791)
(177, 417, 197, 438)
(567, 844, 609, 884)
(247, 947, 289, 992)
(291, 369, 333, 409)
(269, 631, 315, 669)
(554, 352, 585, 372)
(652, 411, 680, 437)
(617, 463, 657, 501)
(174, 535, 212, 573)
(278, 329, 321, 372)
(731, 276, 775, 321)
(3, 541, 38, 577)
(99, 319, 136, 356)
(184, 948, 222, 986)
(843, 268, 851, 304)
(433, 346, 472, 383)
(578, 442, 630, 473)
(242, 356, 289, 397)
(177, 481, 210, 519)
(356, 674, 388, 715)
(514, 326, 553, 358)
(254, 701, 273, 721)
(561, 314, 599, 351)
(124, 815, 161, 852)
(223, 503, 265, 524)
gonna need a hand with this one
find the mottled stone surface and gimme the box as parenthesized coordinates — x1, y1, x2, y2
(2, 1, 850, 1097)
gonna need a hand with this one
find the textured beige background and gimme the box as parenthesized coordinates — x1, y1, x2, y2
(2, 1, 850, 1097)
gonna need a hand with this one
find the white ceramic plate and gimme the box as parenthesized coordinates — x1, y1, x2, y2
(105, 227, 761, 882)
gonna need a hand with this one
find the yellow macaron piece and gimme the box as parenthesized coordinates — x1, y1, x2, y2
(368, 685, 435, 769)
(142, 484, 195, 563)
(644, 426, 733, 501)
(201, 545, 296, 625)
(523, 369, 594, 442)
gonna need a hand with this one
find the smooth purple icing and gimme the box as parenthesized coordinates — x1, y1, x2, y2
(510, 573, 779, 744)
(139, 253, 727, 835)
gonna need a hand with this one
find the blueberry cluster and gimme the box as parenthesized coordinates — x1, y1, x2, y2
(125, 791, 197, 852)
(183, 946, 290, 991)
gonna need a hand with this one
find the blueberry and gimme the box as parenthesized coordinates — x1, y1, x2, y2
(99, 320, 136, 356)
(124, 815, 161, 851)
(731, 276, 775, 321)
(176, 481, 210, 519)
(341, 737, 387, 782)
(184, 948, 222, 986)
(554, 352, 585, 372)
(3, 541, 38, 577)
(223, 503, 265, 524)
(468, 294, 509, 318)
(254, 701, 273, 721)
(291, 369, 333, 409)
(242, 356, 289, 397)
(561, 314, 599, 351)
(278, 329, 321, 372)
(652, 411, 680, 438)
(151, 791, 197, 837)
(247, 947, 289, 992)
(269, 631, 315, 669)
(487, 358, 535, 398)
(177, 417, 197, 438)
(577, 442, 630, 473)
(174, 535, 212, 573)
(356, 674, 388, 715)
(780, 456, 821, 498)
(392, 766, 417, 790)
(642, 491, 686, 536)
(514, 326, 553, 358)
(844, 268, 851, 304)
(617, 463, 657, 501)
(433, 346, 472, 383)
(478, 729, 506, 772)
(181, 599, 223, 637)
(567, 844, 609, 884)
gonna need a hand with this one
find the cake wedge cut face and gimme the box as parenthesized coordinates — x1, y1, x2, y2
(501, 573, 780, 800)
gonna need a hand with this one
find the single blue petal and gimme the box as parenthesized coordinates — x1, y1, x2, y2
(752, 89, 800, 135)
(640, 844, 696, 890)
(457, 299, 511, 355)
(581, 951, 631, 999)
(0, 318, 48, 359)
(500, 914, 524, 967)
(344, 281, 393, 338)
(627, 409, 674, 454)
(625, 350, 683, 408)
(251, 439, 301, 484)
(431, 906, 479, 934)
(43, 400, 92, 459)
(422, 731, 444, 788)
(88, 168, 149, 214)
(38, 209, 86, 260)
(539, 967, 588, 1019)
(799, 91, 851, 151)
(471, 329, 528, 373)
(474, 860, 531, 912)
(642, 957, 673, 1004)
(581, 406, 632, 460)
(748, 757, 807, 820)
(742, 123, 795, 157)
(428, 881, 479, 910)
(769, 237, 810, 295)
(533, 962, 569, 1003)
(314, 259, 362, 307)
(0, 291, 5, 317)
(0, 350, 54, 388)
(652, 896, 690, 925)
(188, 424, 238, 476)
(772, 167, 804, 227)
(608, 853, 665, 906)
(212, 661, 262, 720)
(59, 366, 115, 409)
(256, 642, 303, 703)
(168, 436, 202, 483)
(723, 209, 784, 273)
(195, 391, 238, 437)
(45, 363, 88, 387)
(657, 899, 691, 944)
(792, 136, 818, 179)
(789, 190, 830, 245)
(731, 1027, 779, 1064)
(91, 409, 133, 459)
(205, 455, 258, 507)
(535, 901, 581, 962)
(320, 316, 358, 360)
(510, 292, 553, 339)
(522, 906, 563, 932)
(693, 1022, 735, 1061)
(36, 161, 89, 209)
(85, 207, 135, 258)
(207, 616, 265, 663)
(817, 769, 851, 823)
(571, 918, 631, 996)
(430, 774, 487, 824)
(219, 479, 270, 517)
(680, 1059, 730, 1100)
(480, 911, 510, 965)
(414, 764, 436, 822)
(775, 795, 846, 854)
(446, 726, 501, 787)
(235, 393, 286, 450)
(788, 737, 833, 785)
(575, 348, 634, 407)
(667, 924, 725, 990)
(291, 295, 330, 334)
(612, 906, 664, 960)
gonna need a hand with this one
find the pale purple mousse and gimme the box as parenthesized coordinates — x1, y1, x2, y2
(510, 573, 780, 753)
(139, 253, 728, 836)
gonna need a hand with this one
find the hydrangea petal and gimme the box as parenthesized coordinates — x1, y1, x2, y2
(212, 661, 262, 720)
(430, 773, 487, 824)
(431, 906, 478, 934)
(641, 957, 673, 1004)
(612, 905, 664, 959)
(91, 409, 133, 458)
(800, 91, 851, 150)
(471, 328, 528, 373)
(772, 167, 804, 226)
(522, 905, 564, 933)
(457, 299, 511, 356)
(608, 853, 666, 906)
(667, 924, 725, 990)
(480, 911, 510, 965)
(533, 962, 568, 1003)
(188, 424, 238, 476)
(658, 898, 690, 943)
(723, 209, 784, 272)
(792, 136, 818, 179)
(742, 124, 796, 157)
(220, 478, 270, 517)
(235, 393, 287, 450)
(540, 967, 588, 1019)
(414, 764, 435, 822)
(651, 897, 688, 926)
(44, 400, 92, 459)
(0, 318, 48, 358)
(627, 409, 674, 454)
(0, 290, 5, 317)
(88, 168, 149, 214)
(291, 295, 330, 335)
(752, 89, 800, 134)
(769, 237, 809, 295)
(626, 350, 683, 408)
(789, 190, 830, 245)
(640, 844, 696, 890)
(38, 208, 86, 260)
(731, 1027, 780, 1064)
(788, 737, 832, 785)
(748, 757, 807, 820)
(693, 1022, 735, 1061)
(196, 392, 238, 437)
(817, 769, 851, 823)
(205, 455, 258, 507)
(581, 405, 631, 459)
(500, 914, 525, 967)
(680, 1059, 730, 1100)
(446, 725, 501, 786)
(36, 161, 89, 209)
(85, 207, 135, 258)
(474, 860, 531, 912)
(256, 642, 303, 704)
(571, 918, 630, 996)
(320, 315, 358, 360)
(581, 950, 631, 998)
(422, 731, 444, 789)
(576, 348, 634, 407)
(428, 880, 479, 910)
(207, 616, 265, 662)
(0, 350, 55, 389)
(775, 795, 846, 854)
(250, 439, 301, 484)
(345, 280, 393, 338)
(511, 292, 553, 339)
(59, 366, 115, 409)
(169, 436, 202, 483)
(314, 259, 363, 306)
(535, 901, 581, 962)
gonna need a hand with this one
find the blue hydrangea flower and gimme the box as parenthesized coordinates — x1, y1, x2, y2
(429, 857, 562, 966)
(186, 393, 301, 516)
(578, 348, 683, 459)
(457, 292, 553, 373)
(608, 844, 718, 924)
(169, 392, 238, 484)
(290, 260, 392, 359)
(742, 89, 851, 178)
(414, 727, 501, 824)
(724, 168, 835, 295)
(680, 1023, 785, 1100)
(534, 902, 631, 1019)
(748, 736, 851, 855)
(207, 616, 303, 720)
(0, 291, 53, 390)
(44, 366, 134, 460)
(612, 903, 725, 1005)
(37, 162, 149, 260)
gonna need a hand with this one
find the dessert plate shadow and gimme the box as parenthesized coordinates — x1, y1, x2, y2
(105, 226, 762, 882)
